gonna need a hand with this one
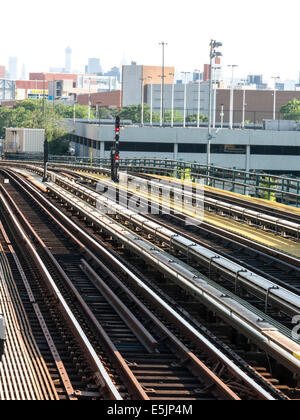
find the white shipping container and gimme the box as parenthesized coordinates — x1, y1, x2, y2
(5, 128, 45, 153)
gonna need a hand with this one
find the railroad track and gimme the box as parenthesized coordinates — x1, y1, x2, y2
(3, 161, 300, 239)
(5, 167, 300, 398)
(0, 168, 287, 400)
(30, 168, 300, 393)
(51, 171, 300, 321)
(71, 171, 300, 290)
(0, 220, 98, 400)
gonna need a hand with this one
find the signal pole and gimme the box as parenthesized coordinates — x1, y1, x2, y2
(111, 116, 120, 183)
(42, 137, 49, 182)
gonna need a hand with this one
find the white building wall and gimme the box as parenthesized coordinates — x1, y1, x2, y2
(66, 121, 300, 172)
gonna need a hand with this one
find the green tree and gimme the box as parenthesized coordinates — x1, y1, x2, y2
(54, 103, 93, 120)
(0, 99, 69, 154)
(186, 113, 208, 123)
(117, 104, 160, 123)
(164, 110, 184, 123)
(280, 99, 300, 121)
(0, 108, 13, 138)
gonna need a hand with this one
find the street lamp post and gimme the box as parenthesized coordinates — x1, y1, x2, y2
(242, 86, 247, 129)
(96, 101, 102, 126)
(169, 72, 175, 128)
(148, 76, 153, 126)
(271, 76, 280, 120)
(88, 77, 91, 121)
(212, 65, 218, 129)
(182, 72, 190, 128)
(208, 40, 222, 166)
(140, 78, 145, 126)
(159, 42, 168, 125)
(228, 64, 238, 130)
(195, 69, 201, 128)
(220, 104, 224, 129)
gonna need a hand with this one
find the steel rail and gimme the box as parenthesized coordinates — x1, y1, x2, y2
(1, 171, 247, 401)
(2, 170, 279, 400)
(0, 171, 248, 400)
(63, 168, 300, 272)
(0, 228, 61, 400)
(0, 190, 123, 401)
(42, 178, 300, 377)
(5, 162, 300, 238)
(126, 173, 300, 240)
(0, 179, 151, 401)
(44, 171, 300, 319)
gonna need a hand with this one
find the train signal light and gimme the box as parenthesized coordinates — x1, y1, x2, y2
(115, 116, 121, 132)
(111, 116, 121, 183)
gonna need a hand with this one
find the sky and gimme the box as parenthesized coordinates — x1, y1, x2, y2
(2, 0, 300, 83)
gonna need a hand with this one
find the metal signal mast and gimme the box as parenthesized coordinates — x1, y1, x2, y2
(111, 116, 120, 182)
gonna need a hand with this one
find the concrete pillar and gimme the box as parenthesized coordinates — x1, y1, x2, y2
(100, 141, 105, 159)
(246, 144, 251, 171)
(174, 143, 178, 161)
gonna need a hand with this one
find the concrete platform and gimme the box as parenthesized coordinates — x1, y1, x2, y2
(148, 174, 300, 216)
(11, 168, 48, 192)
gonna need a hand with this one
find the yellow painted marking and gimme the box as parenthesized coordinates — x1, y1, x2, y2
(294, 352, 300, 361)
(74, 171, 300, 259)
(148, 173, 300, 216)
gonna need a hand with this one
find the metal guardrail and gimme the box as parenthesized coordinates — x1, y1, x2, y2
(2, 155, 300, 206)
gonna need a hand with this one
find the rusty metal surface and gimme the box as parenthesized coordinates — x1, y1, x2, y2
(0, 168, 248, 400)
(0, 231, 58, 400)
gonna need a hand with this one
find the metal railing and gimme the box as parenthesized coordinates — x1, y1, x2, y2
(2, 155, 300, 206)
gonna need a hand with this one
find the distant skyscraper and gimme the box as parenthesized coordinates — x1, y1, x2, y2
(105, 66, 120, 82)
(8, 57, 18, 80)
(21, 63, 26, 80)
(88, 58, 102, 75)
(284, 80, 296, 91)
(65, 47, 72, 73)
(247, 75, 263, 85)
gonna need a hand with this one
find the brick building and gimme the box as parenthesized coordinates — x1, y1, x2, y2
(77, 91, 122, 108)
(215, 89, 300, 123)
(29, 72, 77, 84)
(15, 80, 49, 100)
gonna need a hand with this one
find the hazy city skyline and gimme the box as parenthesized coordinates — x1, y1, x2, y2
(2, 0, 300, 83)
